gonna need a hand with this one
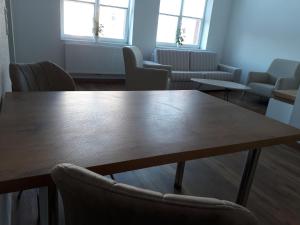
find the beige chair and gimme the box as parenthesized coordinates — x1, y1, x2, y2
(52, 163, 259, 225)
(247, 59, 300, 98)
(9, 61, 76, 91)
(123, 46, 171, 90)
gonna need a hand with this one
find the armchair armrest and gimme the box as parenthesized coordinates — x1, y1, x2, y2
(143, 61, 172, 76)
(247, 72, 270, 85)
(218, 64, 242, 82)
(131, 67, 169, 90)
(275, 77, 300, 90)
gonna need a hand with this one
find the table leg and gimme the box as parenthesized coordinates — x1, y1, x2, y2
(174, 161, 185, 189)
(224, 89, 230, 101)
(48, 185, 58, 225)
(39, 187, 48, 225)
(236, 148, 261, 206)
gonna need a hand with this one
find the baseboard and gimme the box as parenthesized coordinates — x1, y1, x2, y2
(71, 73, 125, 83)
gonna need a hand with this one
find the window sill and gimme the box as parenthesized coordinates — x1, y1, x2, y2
(62, 37, 128, 48)
(156, 43, 204, 50)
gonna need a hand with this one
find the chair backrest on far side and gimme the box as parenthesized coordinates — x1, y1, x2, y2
(123, 46, 144, 75)
(52, 163, 259, 225)
(268, 59, 300, 83)
(9, 61, 76, 92)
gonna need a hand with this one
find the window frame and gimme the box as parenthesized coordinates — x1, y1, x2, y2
(60, 0, 133, 44)
(156, 0, 208, 49)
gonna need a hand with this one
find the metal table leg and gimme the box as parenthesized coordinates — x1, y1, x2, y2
(236, 148, 261, 206)
(224, 89, 230, 101)
(48, 185, 58, 225)
(174, 161, 185, 189)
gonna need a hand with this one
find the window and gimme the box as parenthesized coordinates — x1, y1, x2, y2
(62, 0, 132, 43)
(156, 0, 207, 47)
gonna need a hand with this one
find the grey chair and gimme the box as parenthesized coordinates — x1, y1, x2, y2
(247, 59, 300, 98)
(123, 46, 171, 90)
(52, 163, 259, 225)
(9, 61, 76, 91)
(9, 61, 76, 224)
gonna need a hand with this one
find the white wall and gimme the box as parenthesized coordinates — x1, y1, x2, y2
(205, 0, 232, 58)
(131, 0, 160, 59)
(11, 0, 233, 75)
(222, 0, 300, 83)
(11, 0, 65, 67)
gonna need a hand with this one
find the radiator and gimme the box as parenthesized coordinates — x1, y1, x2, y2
(65, 43, 125, 75)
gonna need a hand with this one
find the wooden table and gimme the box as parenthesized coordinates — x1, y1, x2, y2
(1, 91, 300, 224)
(191, 78, 250, 101)
(273, 89, 298, 104)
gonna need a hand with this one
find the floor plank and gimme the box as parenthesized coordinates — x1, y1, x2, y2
(10, 82, 300, 225)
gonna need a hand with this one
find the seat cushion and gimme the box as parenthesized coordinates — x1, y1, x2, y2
(171, 71, 206, 81)
(154, 49, 190, 71)
(248, 82, 275, 97)
(205, 71, 234, 81)
(190, 51, 218, 71)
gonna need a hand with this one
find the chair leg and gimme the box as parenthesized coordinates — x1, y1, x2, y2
(36, 191, 41, 225)
(174, 162, 185, 189)
(17, 190, 23, 201)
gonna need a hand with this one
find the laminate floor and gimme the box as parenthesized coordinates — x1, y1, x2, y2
(10, 81, 300, 225)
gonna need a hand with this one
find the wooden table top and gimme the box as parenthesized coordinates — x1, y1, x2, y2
(191, 79, 251, 91)
(273, 89, 298, 104)
(1, 91, 300, 193)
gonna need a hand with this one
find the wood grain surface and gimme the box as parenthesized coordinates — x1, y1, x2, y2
(1, 90, 300, 193)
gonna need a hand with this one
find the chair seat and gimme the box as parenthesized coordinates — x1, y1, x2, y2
(248, 82, 275, 97)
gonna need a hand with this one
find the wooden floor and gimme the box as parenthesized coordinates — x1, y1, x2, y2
(10, 81, 300, 225)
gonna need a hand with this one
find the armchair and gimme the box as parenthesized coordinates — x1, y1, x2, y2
(218, 64, 242, 82)
(247, 59, 300, 98)
(123, 46, 171, 90)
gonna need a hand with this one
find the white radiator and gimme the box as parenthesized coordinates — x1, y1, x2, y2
(65, 43, 125, 75)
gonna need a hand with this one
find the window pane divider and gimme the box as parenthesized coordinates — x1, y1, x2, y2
(99, 4, 128, 10)
(65, 0, 95, 5)
(182, 15, 202, 20)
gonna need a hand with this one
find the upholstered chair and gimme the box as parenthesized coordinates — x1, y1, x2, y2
(9, 61, 76, 224)
(9, 61, 76, 91)
(52, 163, 259, 225)
(247, 59, 300, 98)
(123, 46, 171, 90)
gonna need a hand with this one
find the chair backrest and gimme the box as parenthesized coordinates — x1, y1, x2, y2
(154, 48, 190, 71)
(123, 46, 144, 75)
(52, 163, 259, 225)
(268, 59, 300, 83)
(9, 61, 76, 92)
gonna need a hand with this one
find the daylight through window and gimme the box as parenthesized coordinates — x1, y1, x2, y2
(156, 0, 207, 47)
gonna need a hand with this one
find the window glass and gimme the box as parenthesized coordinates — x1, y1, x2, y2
(99, 6, 127, 39)
(156, 0, 207, 46)
(156, 15, 178, 43)
(62, 0, 131, 42)
(159, 0, 182, 15)
(183, 0, 206, 18)
(181, 17, 201, 45)
(64, 1, 94, 37)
